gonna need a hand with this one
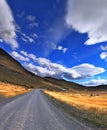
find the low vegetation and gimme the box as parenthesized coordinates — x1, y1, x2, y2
(0, 81, 31, 98)
(44, 88, 107, 128)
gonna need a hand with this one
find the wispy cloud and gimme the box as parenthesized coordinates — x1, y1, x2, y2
(66, 0, 107, 45)
(17, 11, 25, 18)
(26, 15, 35, 22)
(40, 1, 70, 56)
(16, 13, 39, 43)
(101, 45, 107, 51)
(26, 15, 38, 28)
(82, 78, 107, 86)
(0, 0, 18, 49)
(100, 45, 107, 61)
(19, 31, 38, 43)
(20, 32, 35, 43)
(0, 39, 3, 43)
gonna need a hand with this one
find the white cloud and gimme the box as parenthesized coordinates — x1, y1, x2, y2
(16, 13, 38, 43)
(101, 45, 107, 51)
(21, 50, 36, 60)
(26, 15, 36, 22)
(20, 50, 105, 80)
(24, 62, 81, 79)
(26, 15, 38, 28)
(24, 63, 55, 77)
(58, 46, 63, 50)
(17, 11, 25, 18)
(71, 64, 105, 78)
(0, 39, 3, 42)
(21, 37, 28, 43)
(29, 22, 38, 28)
(66, 0, 107, 45)
(11, 51, 30, 61)
(24, 61, 105, 80)
(100, 45, 107, 61)
(31, 33, 39, 39)
(20, 32, 36, 43)
(58, 46, 68, 53)
(82, 78, 107, 86)
(0, 0, 18, 48)
(100, 52, 107, 60)
(43, 15, 70, 56)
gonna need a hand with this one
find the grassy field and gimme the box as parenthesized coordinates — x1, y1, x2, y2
(0, 81, 31, 98)
(44, 88, 107, 128)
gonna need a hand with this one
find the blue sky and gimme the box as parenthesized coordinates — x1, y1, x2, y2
(0, 0, 107, 86)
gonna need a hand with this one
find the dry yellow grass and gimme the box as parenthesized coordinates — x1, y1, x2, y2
(44, 89, 107, 127)
(44, 90, 107, 113)
(0, 82, 31, 98)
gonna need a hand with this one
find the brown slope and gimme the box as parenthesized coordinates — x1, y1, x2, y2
(0, 48, 27, 74)
(44, 77, 85, 90)
(0, 48, 48, 88)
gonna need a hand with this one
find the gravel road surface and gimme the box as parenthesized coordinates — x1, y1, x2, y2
(0, 90, 95, 130)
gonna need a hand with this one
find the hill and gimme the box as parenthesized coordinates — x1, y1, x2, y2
(0, 48, 86, 90)
(0, 48, 48, 88)
(44, 77, 85, 90)
(0, 48, 106, 91)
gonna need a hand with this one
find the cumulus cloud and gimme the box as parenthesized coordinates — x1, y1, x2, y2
(20, 50, 105, 79)
(100, 52, 107, 60)
(66, 0, 107, 45)
(24, 62, 81, 79)
(58, 46, 68, 53)
(82, 78, 107, 86)
(0, 0, 18, 48)
(24, 63, 55, 77)
(24, 61, 105, 80)
(21, 50, 36, 60)
(11, 51, 30, 61)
